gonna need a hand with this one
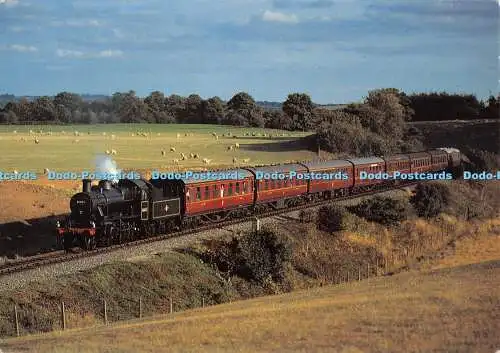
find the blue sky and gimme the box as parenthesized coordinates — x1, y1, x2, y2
(0, 0, 497, 103)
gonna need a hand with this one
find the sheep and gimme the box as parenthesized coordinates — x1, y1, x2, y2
(242, 158, 250, 163)
(232, 157, 238, 164)
(170, 146, 176, 152)
(193, 153, 200, 159)
(172, 158, 180, 164)
(73, 139, 79, 143)
(74, 131, 79, 136)
(34, 138, 40, 144)
(190, 152, 195, 159)
(105, 150, 111, 155)
(176, 133, 181, 139)
(215, 135, 219, 140)
(180, 152, 187, 160)
(13, 130, 17, 134)
(20, 137, 26, 142)
(202, 158, 212, 165)
(111, 149, 117, 155)
(131, 133, 135, 137)
(161, 150, 166, 156)
(211, 132, 217, 137)
(43, 168, 50, 174)
(185, 133, 189, 137)
(111, 134, 116, 140)
(102, 132, 107, 136)
(227, 145, 234, 151)
(251, 132, 256, 136)
(235, 143, 240, 149)
(13, 170, 18, 174)
(157, 133, 161, 136)
(29, 129, 33, 134)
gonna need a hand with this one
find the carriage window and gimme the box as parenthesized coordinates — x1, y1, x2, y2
(186, 188, 190, 201)
(243, 182, 248, 193)
(236, 182, 240, 194)
(213, 185, 218, 198)
(228, 183, 233, 196)
(196, 187, 201, 200)
(205, 186, 210, 199)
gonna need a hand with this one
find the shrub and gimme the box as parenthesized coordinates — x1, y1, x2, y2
(202, 229, 293, 284)
(316, 205, 350, 232)
(410, 183, 450, 218)
(299, 209, 316, 223)
(349, 196, 410, 225)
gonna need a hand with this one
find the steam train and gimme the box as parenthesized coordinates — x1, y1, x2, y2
(56, 148, 463, 250)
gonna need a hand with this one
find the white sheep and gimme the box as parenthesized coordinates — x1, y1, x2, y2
(43, 168, 50, 174)
(190, 152, 195, 159)
(215, 135, 219, 140)
(73, 139, 79, 143)
(13, 170, 18, 174)
(111, 149, 117, 155)
(161, 150, 166, 156)
(102, 132, 107, 136)
(202, 158, 212, 165)
(13, 130, 17, 134)
(233, 157, 238, 164)
(34, 138, 40, 144)
(177, 133, 181, 139)
(180, 152, 187, 160)
(105, 150, 110, 155)
(235, 143, 240, 149)
(227, 145, 234, 151)
(170, 146, 176, 152)
(211, 132, 217, 137)
(131, 133, 135, 137)
(193, 153, 200, 159)
(185, 133, 189, 137)
(74, 131, 79, 136)
(242, 158, 250, 163)
(172, 158, 180, 164)
(111, 134, 116, 140)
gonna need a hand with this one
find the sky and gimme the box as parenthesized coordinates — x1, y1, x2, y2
(0, 0, 498, 104)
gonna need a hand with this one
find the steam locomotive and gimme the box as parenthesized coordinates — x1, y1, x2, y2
(56, 148, 463, 250)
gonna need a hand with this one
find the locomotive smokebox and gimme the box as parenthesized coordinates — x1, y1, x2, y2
(82, 179, 91, 193)
(98, 180, 112, 190)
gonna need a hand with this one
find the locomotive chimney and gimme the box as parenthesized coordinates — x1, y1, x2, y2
(82, 179, 91, 193)
(98, 180, 112, 190)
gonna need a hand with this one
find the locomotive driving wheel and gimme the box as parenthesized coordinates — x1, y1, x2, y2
(83, 233, 97, 250)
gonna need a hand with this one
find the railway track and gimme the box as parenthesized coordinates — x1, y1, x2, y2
(0, 183, 415, 277)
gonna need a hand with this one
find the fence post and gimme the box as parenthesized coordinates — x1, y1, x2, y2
(169, 297, 173, 314)
(14, 304, 20, 337)
(202, 297, 205, 308)
(61, 301, 66, 330)
(139, 297, 143, 319)
(103, 300, 108, 325)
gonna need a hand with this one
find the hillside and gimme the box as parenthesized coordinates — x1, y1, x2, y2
(2, 256, 498, 353)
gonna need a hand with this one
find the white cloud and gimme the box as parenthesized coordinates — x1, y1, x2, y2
(56, 49, 123, 59)
(0, 0, 19, 6)
(262, 10, 299, 23)
(97, 50, 123, 57)
(56, 49, 85, 58)
(6, 44, 37, 52)
(50, 19, 104, 27)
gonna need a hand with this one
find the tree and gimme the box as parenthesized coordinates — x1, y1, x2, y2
(53, 92, 83, 112)
(282, 93, 315, 131)
(116, 91, 151, 123)
(144, 91, 166, 113)
(202, 96, 225, 124)
(264, 110, 292, 130)
(183, 94, 204, 123)
(226, 92, 265, 127)
(164, 94, 185, 122)
(317, 205, 350, 232)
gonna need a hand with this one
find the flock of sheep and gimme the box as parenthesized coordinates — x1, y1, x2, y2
(10, 129, 267, 171)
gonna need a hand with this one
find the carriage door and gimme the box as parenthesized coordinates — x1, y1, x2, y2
(141, 201, 149, 220)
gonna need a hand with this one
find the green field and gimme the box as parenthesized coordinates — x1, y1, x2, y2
(0, 124, 315, 173)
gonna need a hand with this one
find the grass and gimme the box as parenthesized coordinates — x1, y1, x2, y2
(1, 259, 498, 353)
(0, 124, 315, 172)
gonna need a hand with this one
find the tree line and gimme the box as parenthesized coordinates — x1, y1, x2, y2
(0, 90, 497, 128)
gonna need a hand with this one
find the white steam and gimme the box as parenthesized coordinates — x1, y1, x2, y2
(94, 155, 121, 183)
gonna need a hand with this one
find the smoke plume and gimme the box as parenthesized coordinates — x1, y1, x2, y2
(94, 155, 121, 183)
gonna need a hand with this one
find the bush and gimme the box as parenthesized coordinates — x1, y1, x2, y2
(410, 183, 450, 218)
(299, 209, 316, 223)
(348, 196, 409, 225)
(202, 229, 293, 284)
(317, 205, 350, 232)
(463, 147, 500, 172)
